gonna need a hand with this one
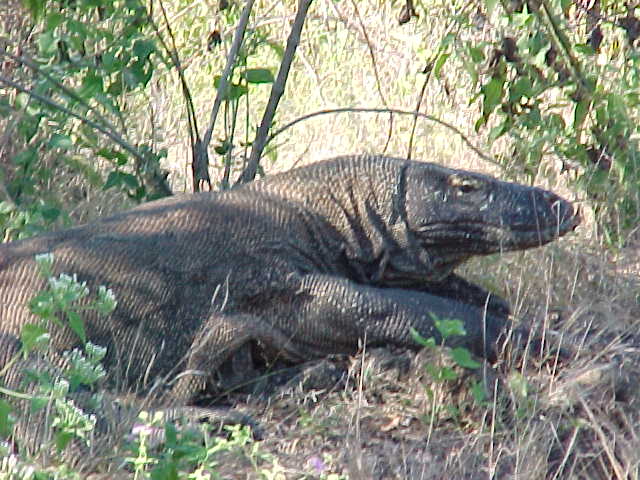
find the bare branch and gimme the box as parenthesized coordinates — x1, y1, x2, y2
(265, 107, 500, 167)
(149, 0, 206, 191)
(236, 0, 314, 184)
(347, 0, 393, 153)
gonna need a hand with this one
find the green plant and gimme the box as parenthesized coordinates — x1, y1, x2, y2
(0, 252, 116, 461)
(410, 315, 486, 429)
(126, 417, 263, 479)
(0, 0, 170, 240)
(430, 0, 640, 244)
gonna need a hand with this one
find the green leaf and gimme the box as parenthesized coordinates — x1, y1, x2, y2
(66, 19, 88, 36)
(482, 75, 505, 120)
(40, 205, 61, 222)
(164, 420, 178, 446)
(426, 364, 457, 381)
(214, 139, 232, 155)
(433, 53, 450, 77)
(21, 0, 46, 20)
(485, 0, 498, 16)
(440, 33, 456, 48)
(30, 395, 49, 413)
(509, 77, 533, 103)
(513, 5, 533, 27)
(55, 431, 73, 451)
(97, 148, 128, 165)
(450, 347, 481, 369)
(574, 44, 595, 56)
(15, 92, 30, 110)
(80, 72, 104, 98)
(0, 96, 11, 118)
(123, 61, 152, 88)
(66, 311, 86, 344)
(18, 115, 42, 143)
(489, 119, 509, 143)
(20, 323, 50, 354)
(37, 30, 57, 56)
(0, 201, 15, 215)
(242, 68, 275, 84)
(0, 400, 14, 438)
(410, 327, 436, 348)
(45, 12, 64, 30)
(547, 113, 566, 131)
(467, 45, 485, 64)
(120, 172, 139, 189)
(104, 170, 138, 191)
(573, 98, 590, 130)
(48, 133, 73, 150)
(434, 318, 466, 339)
(28, 291, 58, 321)
(133, 39, 155, 60)
(103, 171, 122, 190)
(213, 76, 248, 100)
(607, 93, 626, 118)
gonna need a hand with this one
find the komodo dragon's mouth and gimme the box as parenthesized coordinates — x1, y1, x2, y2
(417, 202, 581, 252)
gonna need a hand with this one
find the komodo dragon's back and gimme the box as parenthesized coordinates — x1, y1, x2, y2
(0, 154, 580, 403)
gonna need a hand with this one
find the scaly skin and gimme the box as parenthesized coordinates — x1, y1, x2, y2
(0, 154, 579, 404)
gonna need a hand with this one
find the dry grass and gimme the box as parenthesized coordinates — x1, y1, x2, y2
(194, 236, 639, 479)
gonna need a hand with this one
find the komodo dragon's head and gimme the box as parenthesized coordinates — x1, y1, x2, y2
(384, 160, 581, 281)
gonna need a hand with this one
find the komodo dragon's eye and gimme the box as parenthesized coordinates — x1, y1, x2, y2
(448, 174, 479, 194)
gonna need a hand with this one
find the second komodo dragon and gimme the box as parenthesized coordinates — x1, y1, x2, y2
(0, 154, 579, 403)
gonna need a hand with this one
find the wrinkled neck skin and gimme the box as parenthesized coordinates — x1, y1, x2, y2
(251, 155, 463, 285)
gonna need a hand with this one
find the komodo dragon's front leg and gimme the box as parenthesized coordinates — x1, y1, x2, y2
(395, 273, 511, 319)
(289, 274, 509, 358)
(172, 273, 509, 403)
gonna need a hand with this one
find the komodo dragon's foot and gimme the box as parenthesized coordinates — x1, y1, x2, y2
(126, 405, 264, 446)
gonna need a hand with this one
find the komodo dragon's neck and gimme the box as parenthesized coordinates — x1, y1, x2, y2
(247, 154, 443, 284)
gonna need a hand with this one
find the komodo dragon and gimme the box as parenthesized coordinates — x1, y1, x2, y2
(0, 154, 579, 405)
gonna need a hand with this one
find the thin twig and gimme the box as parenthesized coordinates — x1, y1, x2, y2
(265, 107, 500, 167)
(0, 50, 127, 149)
(407, 70, 432, 161)
(348, 0, 393, 154)
(150, 0, 206, 191)
(407, 1, 474, 159)
(236, 0, 314, 184)
(202, 0, 255, 150)
(0, 74, 143, 162)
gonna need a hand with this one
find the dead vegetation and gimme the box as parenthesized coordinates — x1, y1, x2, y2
(197, 237, 639, 479)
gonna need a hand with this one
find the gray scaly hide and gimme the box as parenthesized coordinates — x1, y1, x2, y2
(0, 154, 579, 404)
